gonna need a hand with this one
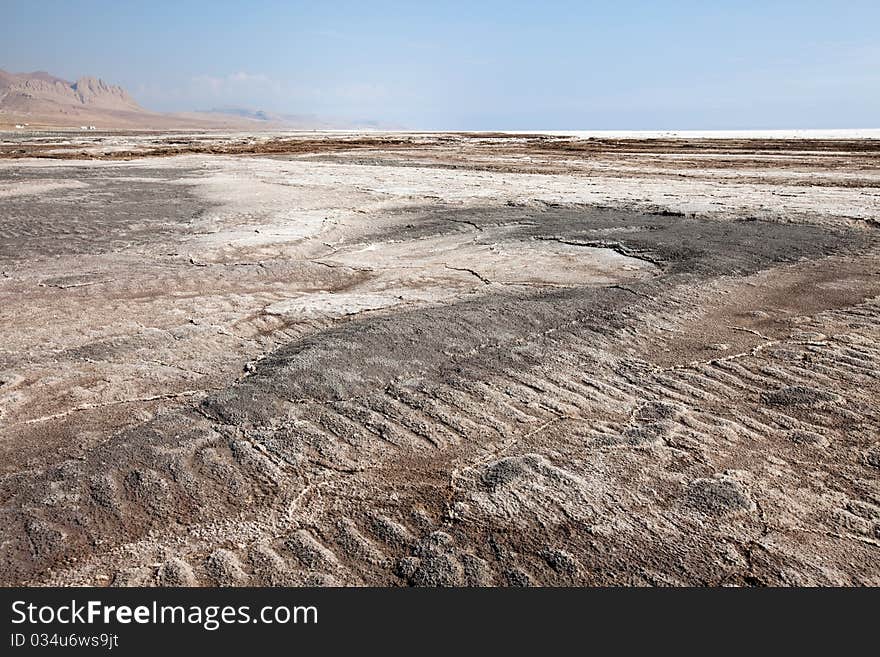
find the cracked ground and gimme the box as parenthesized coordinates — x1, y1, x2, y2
(0, 133, 878, 586)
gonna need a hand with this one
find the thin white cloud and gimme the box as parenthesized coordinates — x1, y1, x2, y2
(228, 71, 271, 83)
(191, 72, 281, 96)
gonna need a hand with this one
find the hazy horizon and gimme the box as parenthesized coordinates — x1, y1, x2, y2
(5, 0, 880, 130)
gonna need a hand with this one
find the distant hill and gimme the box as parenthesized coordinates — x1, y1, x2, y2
(199, 107, 276, 122)
(0, 70, 321, 129)
(198, 107, 339, 129)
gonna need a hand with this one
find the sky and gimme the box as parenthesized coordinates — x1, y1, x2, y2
(4, 0, 880, 129)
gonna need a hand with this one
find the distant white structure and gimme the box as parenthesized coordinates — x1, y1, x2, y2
(79, 125, 96, 130)
(15, 124, 25, 129)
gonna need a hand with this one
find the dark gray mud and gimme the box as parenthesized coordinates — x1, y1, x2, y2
(0, 166, 206, 261)
(206, 209, 867, 416)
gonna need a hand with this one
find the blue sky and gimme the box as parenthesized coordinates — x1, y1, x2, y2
(4, 1, 879, 129)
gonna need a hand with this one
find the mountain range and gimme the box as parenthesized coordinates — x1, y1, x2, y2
(0, 70, 333, 129)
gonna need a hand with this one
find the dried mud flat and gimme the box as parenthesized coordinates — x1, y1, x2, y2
(0, 132, 878, 586)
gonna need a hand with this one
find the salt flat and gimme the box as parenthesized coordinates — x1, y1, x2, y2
(0, 133, 878, 586)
